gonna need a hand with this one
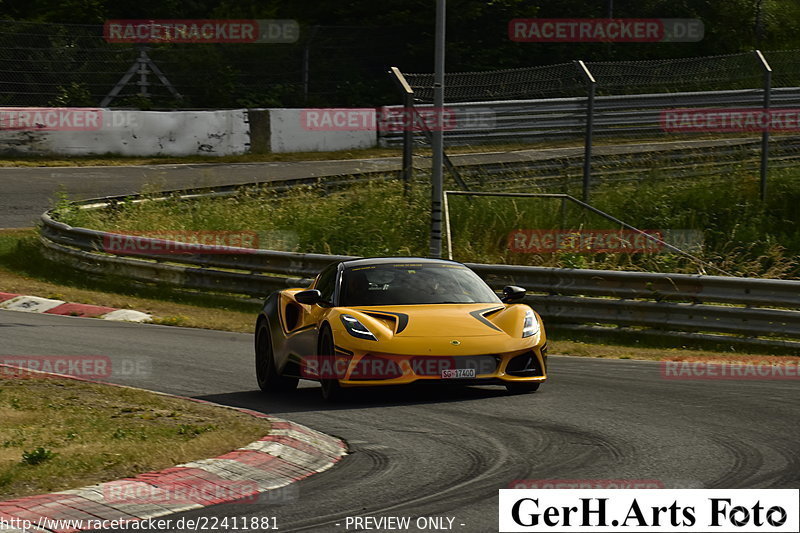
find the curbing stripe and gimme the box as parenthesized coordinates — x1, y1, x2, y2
(99, 309, 151, 323)
(68, 484, 201, 519)
(45, 303, 117, 318)
(0, 293, 151, 323)
(0, 292, 20, 303)
(239, 438, 339, 464)
(0, 364, 347, 532)
(0, 296, 65, 314)
(55, 488, 177, 520)
(260, 431, 346, 457)
(269, 420, 348, 449)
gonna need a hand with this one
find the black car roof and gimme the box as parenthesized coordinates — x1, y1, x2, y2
(339, 257, 465, 269)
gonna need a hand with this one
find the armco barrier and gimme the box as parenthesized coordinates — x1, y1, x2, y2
(38, 186, 800, 352)
(378, 88, 800, 146)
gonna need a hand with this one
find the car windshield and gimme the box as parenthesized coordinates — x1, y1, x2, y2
(340, 263, 501, 306)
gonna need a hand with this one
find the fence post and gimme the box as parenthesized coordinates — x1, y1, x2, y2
(401, 93, 414, 195)
(302, 26, 320, 104)
(576, 60, 596, 203)
(430, 0, 447, 259)
(389, 67, 414, 196)
(755, 50, 772, 201)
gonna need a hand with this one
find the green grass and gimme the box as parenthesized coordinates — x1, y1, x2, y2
(0, 371, 270, 499)
(0, 229, 261, 331)
(53, 167, 800, 278)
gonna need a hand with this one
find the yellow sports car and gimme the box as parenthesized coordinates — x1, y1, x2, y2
(255, 257, 547, 400)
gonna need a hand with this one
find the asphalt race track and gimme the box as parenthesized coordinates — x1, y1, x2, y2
(1, 311, 797, 532)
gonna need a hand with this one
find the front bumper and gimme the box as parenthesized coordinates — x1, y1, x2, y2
(322, 346, 547, 388)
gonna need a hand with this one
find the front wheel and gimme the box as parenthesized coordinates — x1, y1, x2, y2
(318, 327, 344, 402)
(505, 381, 541, 394)
(255, 321, 298, 394)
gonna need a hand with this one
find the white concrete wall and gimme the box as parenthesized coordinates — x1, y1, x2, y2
(0, 109, 250, 157)
(268, 108, 377, 153)
(0, 107, 380, 156)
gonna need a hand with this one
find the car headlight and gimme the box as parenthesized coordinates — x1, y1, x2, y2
(522, 308, 539, 338)
(341, 314, 377, 341)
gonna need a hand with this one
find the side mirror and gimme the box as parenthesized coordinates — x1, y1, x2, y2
(501, 285, 526, 303)
(294, 289, 323, 305)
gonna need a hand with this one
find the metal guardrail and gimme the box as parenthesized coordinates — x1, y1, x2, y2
(39, 188, 800, 352)
(450, 136, 800, 192)
(378, 87, 800, 146)
(377, 88, 800, 194)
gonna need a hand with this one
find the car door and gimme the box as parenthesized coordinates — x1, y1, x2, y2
(285, 263, 338, 375)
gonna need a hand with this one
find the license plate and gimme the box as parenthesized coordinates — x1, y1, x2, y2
(441, 368, 476, 379)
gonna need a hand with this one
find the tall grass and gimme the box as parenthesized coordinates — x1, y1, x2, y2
(55, 168, 800, 278)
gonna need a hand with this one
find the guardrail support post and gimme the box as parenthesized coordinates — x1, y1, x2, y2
(430, 0, 446, 259)
(401, 93, 414, 196)
(755, 50, 772, 201)
(443, 191, 453, 260)
(576, 60, 596, 203)
(389, 67, 415, 197)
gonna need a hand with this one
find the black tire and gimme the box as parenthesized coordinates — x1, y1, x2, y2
(255, 320, 298, 393)
(505, 381, 541, 394)
(318, 326, 344, 402)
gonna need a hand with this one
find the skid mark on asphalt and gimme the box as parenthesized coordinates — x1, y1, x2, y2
(267, 391, 644, 532)
(708, 432, 800, 489)
(270, 410, 501, 532)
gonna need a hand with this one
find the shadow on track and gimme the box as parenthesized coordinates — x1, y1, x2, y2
(194, 382, 528, 414)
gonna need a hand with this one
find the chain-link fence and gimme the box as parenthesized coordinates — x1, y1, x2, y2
(0, 20, 403, 108)
(385, 50, 800, 200)
(401, 52, 784, 102)
(385, 51, 800, 277)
